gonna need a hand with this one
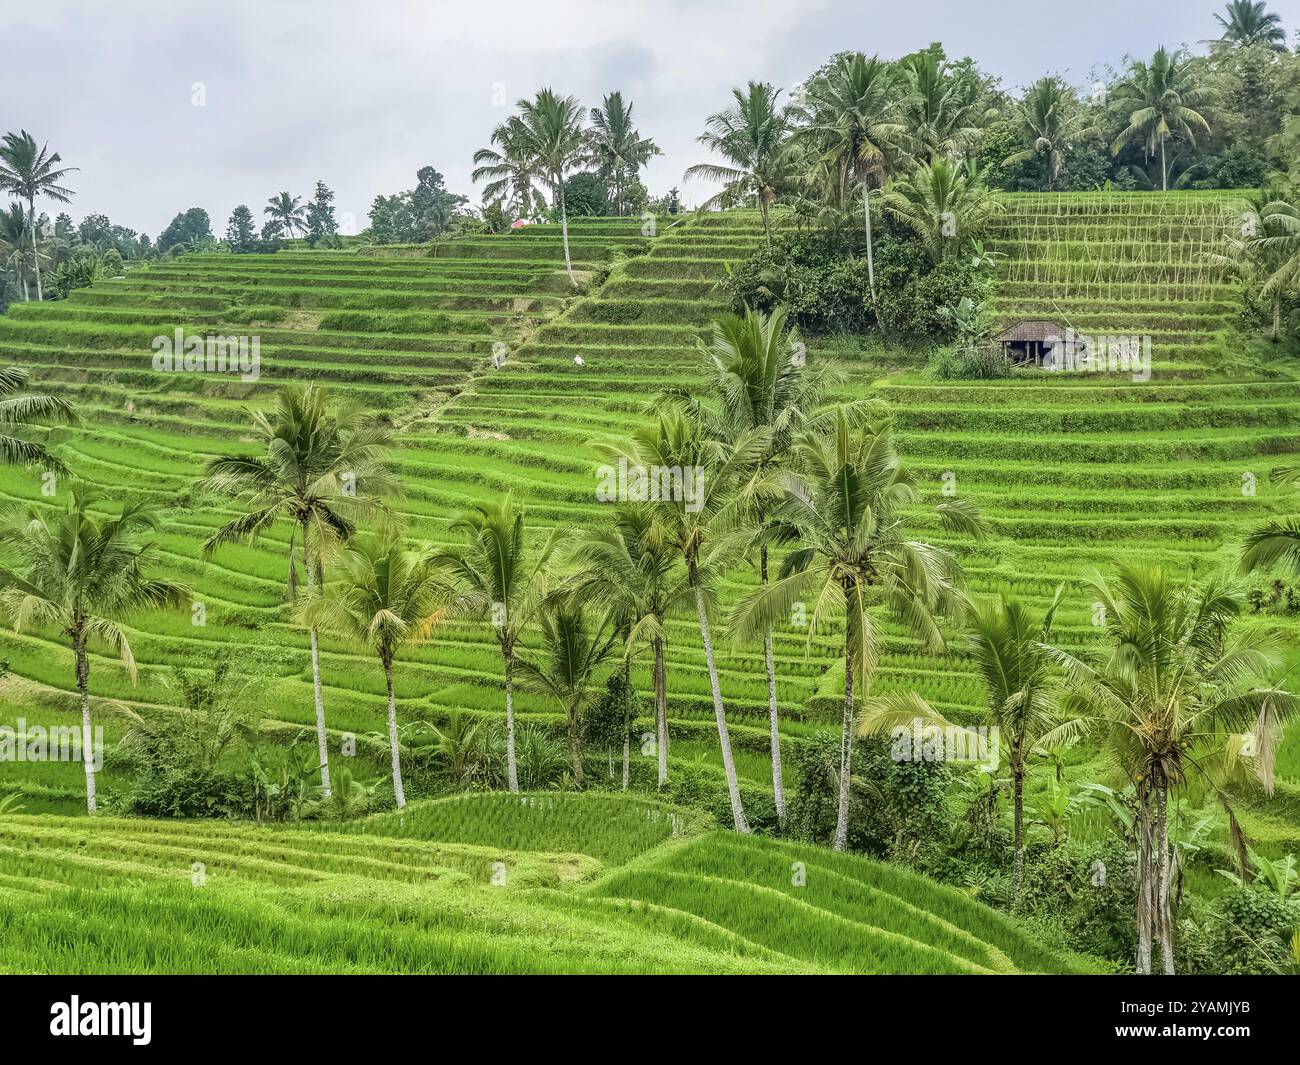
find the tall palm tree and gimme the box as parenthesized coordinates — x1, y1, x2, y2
(197, 385, 394, 797)
(0, 131, 76, 302)
(567, 505, 689, 788)
(883, 156, 1002, 263)
(264, 192, 307, 241)
(668, 307, 841, 826)
(473, 117, 547, 222)
(1108, 48, 1212, 193)
(896, 52, 991, 163)
(0, 365, 78, 470)
(1003, 77, 1084, 191)
(428, 492, 559, 792)
(731, 409, 985, 850)
(587, 92, 661, 216)
(510, 89, 587, 286)
(685, 82, 793, 246)
(799, 54, 905, 304)
(1214, 0, 1287, 49)
(602, 412, 771, 832)
(297, 533, 442, 809)
(1048, 563, 1297, 974)
(517, 598, 619, 784)
(861, 590, 1064, 900)
(0, 489, 186, 813)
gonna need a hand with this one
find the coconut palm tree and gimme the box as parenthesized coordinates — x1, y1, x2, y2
(1214, 0, 1287, 50)
(0, 365, 78, 471)
(731, 409, 985, 850)
(567, 505, 689, 788)
(1241, 465, 1300, 575)
(264, 192, 307, 241)
(427, 492, 559, 792)
(197, 385, 395, 797)
(601, 412, 772, 832)
(666, 307, 841, 826)
(0, 202, 34, 301)
(296, 533, 442, 809)
(1204, 189, 1291, 340)
(896, 51, 992, 163)
(799, 54, 905, 304)
(587, 92, 661, 216)
(1003, 77, 1085, 191)
(509, 89, 587, 286)
(685, 82, 794, 246)
(883, 156, 1002, 263)
(1109, 49, 1212, 193)
(1047, 563, 1297, 974)
(473, 117, 547, 221)
(0, 488, 186, 813)
(517, 598, 619, 784)
(0, 131, 76, 302)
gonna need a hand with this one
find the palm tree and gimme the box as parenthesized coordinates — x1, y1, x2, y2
(602, 412, 771, 832)
(473, 117, 546, 222)
(883, 156, 1002, 263)
(799, 54, 905, 304)
(1241, 465, 1300, 575)
(896, 51, 991, 163)
(0, 202, 34, 301)
(1214, 0, 1287, 49)
(1108, 49, 1212, 193)
(297, 533, 442, 809)
(587, 92, 661, 216)
(1048, 563, 1297, 974)
(567, 505, 689, 788)
(671, 307, 840, 826)
(0, 488, 186, 813)
(510, 89, 587, 286)
(517, 598, 619, 784)
(862, 590, 1064, 900)
(731, 409, 985, 850)
(428, 492, 559, 792)
(0, 131, 76, 301)
(197, 385, 394, 797)
(0, 365, 78, 470)
(264, 192, 307, 241)
(1204, 189, 1290, 340)
(685, 82, 793, 246)
(1003, 77, 1084, 191)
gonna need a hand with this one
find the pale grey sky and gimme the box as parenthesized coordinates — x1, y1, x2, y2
(6, 0, 1299, 237)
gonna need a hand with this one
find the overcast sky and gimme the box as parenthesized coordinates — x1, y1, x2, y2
(6, 0, 1300, 237)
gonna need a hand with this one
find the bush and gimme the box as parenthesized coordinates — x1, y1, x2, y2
(1180, 886, 1300, 975)
(928, 344, 1011, 380)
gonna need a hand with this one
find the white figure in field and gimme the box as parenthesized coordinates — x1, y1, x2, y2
(573, 355, 585, 366)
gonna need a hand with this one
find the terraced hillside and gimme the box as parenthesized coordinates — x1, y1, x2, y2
(0, 793, 1095, 973)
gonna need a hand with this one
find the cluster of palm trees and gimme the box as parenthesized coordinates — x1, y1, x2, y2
(0, 129, 76, 302)
(473, 89, 660, 285)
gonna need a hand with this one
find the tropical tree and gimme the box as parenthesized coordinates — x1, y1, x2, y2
(0, 130, 76, 301)
(264, 192, 307, 241)
(428, 492, 559, 792)
(896, 51, 992, 163)
(1047, 563, 1298, 974)
(685, 82, 793, 246)
(0, 489, 186, 813)
(297, 533, 443, 809)
(473, 117, 547, 222)
(508, 89, 588, 286)
(731, 410, 985, 850)
(567, 505, 689, 788)
(1108, 48, 1212, 192)
(587, 92, 661, 216)
(602, 412, 772, 832)
(883, 156, 1002, 262)
(1214, 0, 1287, 50)
(799, 54, 905, 304)
(1003, 77, 1085, 191)
(1240, 465, 1300, 575)
(1204, 189, 1291, 340)
(517, 598, 619, 784)
(0, 365, 77, 470)
(0, 202, 34, 300)
(197, 385, 394, 797)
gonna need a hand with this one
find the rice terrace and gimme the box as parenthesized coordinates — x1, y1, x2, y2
(3, 0, 1300, 1001)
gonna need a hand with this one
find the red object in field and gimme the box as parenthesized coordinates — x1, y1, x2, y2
(510, 219, 530, 229)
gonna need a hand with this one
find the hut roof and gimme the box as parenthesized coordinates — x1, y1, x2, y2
(994, 319, 1064, 343)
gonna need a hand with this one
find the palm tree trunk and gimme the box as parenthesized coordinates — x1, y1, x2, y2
(503, 646, 519, 792)
(74, 635, 96, 815)
(621, 660, 632, 790)
(1272, 298, 1281, 342)
(862, 179, 878, 306)
(1156, 777, 1174, 975)
(1012, 754, 1024, 904)
(301, 519, 332, 797)
(622, 731, 630, 790)
(29, 197, 42, 302)
(557, 179, 576, 287)
(760, 197, 772, 248)
(760, 546, 785, 827)
(833, 642, 854, 851)
(568, 707, 584, 786)
(1135, 784, 1154, 975)
(383, 657, 406, 810)
(1160, 139, 1168, 193)
(653, 633, 668, 788)
(693, 581, 749, 833)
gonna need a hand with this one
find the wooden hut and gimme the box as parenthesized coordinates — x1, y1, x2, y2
(994, 319, 1065, 366)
